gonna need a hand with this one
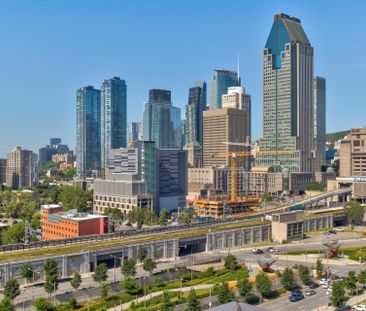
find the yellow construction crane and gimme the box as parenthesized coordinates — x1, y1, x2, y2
(214, 150, 292, 201)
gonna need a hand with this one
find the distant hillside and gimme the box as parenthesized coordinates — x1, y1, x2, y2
(326, 130, 349, 143)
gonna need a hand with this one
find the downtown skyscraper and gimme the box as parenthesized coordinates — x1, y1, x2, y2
(142, 89, 177, 149)
(185, 81, 207, 146)
(256, 13, 320, 172)
(76, 86, 101, 179)
(313, 76, 326, 164)
(101, 77, 127, 174)
(209, 69, 240, 110)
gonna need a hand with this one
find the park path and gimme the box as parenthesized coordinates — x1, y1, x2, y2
(107, 283, 213, 311)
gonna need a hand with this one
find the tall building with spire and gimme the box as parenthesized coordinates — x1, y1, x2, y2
(256, 13, 319, 172)
(209, 70, 240, 110)
(101, 77, 127, 173)
(185, 81, 207, 146)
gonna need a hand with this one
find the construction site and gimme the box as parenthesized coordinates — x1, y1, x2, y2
(191, 150, 291, 219)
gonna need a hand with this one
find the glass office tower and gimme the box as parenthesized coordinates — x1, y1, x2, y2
(76, 86, 101, 179)
(185, 81, 207, 146)
(257, 13, 319, 172)
(101, 77, 127, 173)
(209, 70, 240, 110)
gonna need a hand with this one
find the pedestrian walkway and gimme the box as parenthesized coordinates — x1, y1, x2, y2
(312, 291, 366, 310)
(106, 284, 213, 311)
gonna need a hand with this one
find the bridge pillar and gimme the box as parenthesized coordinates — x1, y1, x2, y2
(62, 255, 67, 278)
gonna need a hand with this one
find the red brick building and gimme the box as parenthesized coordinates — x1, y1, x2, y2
(41, 205, 108, 240)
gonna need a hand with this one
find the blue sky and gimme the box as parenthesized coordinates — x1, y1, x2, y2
(0, 0, 366, 157)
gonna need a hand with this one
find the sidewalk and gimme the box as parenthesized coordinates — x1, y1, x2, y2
(106, 284, 213, 311)
(311, 291, 366, 310)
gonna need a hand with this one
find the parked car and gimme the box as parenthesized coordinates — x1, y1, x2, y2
(319, 278, 328, 285)
(335, 227, 345, 232)
(270, 248, 280, 254)
(305, 289, 316, 296)
(265, 247, 273, 252)
(354, 305, 366, 311)
(330, 274, 339, 280)
(306, 281, 319, 289)
(252, 248, 264, 254)
(339, 275, 346, 282)
(288, 292, 304, 302)
(334, 306, 352, 311)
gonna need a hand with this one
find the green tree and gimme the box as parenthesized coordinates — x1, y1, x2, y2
(244, 292, 260, 305)
(238, 278, 252, 298)
(33, 298, 56, 311)
(128, 207, 157, 227)
(345, 201, 365, 225)
(2, 222, 25, 244)
(256, 272, 272, 298)
(159, 208, 169, 226)
(345, 270, 357, 294)
(358, 270, 366, 287)
(137, 247, 148, 263)
(121, 258, 136, 277)
(68, 297, 78, 310)
(330, 281, 346, 307)
(3, 278, 20, 303)
(185, 288, 201, 311)
(143, 257, 157, 276)
(161, 291, 174, 311)
(43, 259, 58, 294)
(261, 192, 272, 203)
(57, 186, 92, 212)
(4, 192, 38, 220)
(101, 283, 110, 300)
(0, 297, 14, 311)
(120, 276, 140, 295)
(224, 254, 239, 271)
(93, 263, 108, 289)
(217, 282, 234, 304)
(70, 272, 82, 292)
(315, 258, 324, 278)
(281, 267, 296, 291)
(20, 263, 34, 284)
(298, 265, 311, 284)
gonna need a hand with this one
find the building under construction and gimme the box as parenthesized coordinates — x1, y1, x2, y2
(192, 195, 259, 219)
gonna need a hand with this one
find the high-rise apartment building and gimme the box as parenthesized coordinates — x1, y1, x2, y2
(6, 147, 38, 189)
(127, 121, 141, 144)
(101, 77, 127, 173)
(209, 70, 240, 110)
(339, 128, 366, 177)
(142, 89, 177, 149)
(256, 13, 319, 172)
(314, 77, 326, 164)
(157, 149, 188, 213)
(171, 106, 182, 148)
(76, 86, 101, 179)
(222, 86, 252, 141)
(203, 108, 250, 169)
(0, 159, 7, 185)
(185, 81, 207, 147)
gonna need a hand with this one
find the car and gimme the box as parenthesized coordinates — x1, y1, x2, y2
(335, 227, 345, 232)
(252, 248, 264, 254)
(354, 305, 366, 311)
(265, 247, 274, 252)
(319, 278, 328, 285)
(322, 283, 329, 289)
(306, 281, 318, 289)
(270, 248, 280, 254)
(335, 306, 352, 311)
(305, 289, 316, 296)
(331, 274, 339, 280)
(339, 275, 346, 282)
(288, 292, 304, 302)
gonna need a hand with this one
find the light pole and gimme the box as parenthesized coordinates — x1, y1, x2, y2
(180, 277, 183, 301)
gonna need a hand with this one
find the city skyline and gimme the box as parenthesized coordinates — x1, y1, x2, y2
(1, 0, 366, 156)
